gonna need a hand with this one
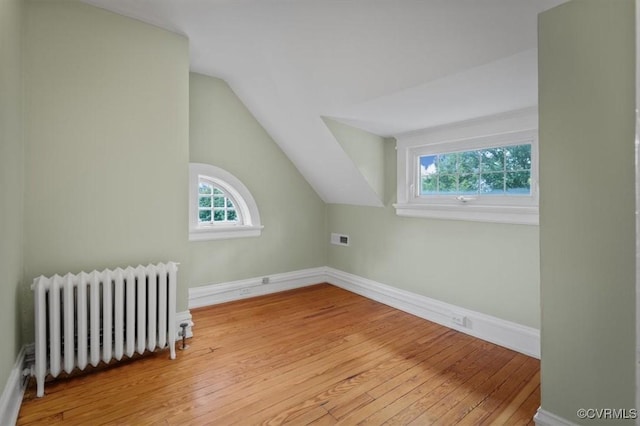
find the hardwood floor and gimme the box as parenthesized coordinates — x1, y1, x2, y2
(17, 284, 539, 425)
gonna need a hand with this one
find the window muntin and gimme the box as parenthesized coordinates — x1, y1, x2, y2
(198, 182, 240, 224)
(419, 144, 532, 197)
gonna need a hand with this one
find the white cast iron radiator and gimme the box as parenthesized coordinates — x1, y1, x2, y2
(31, 262, 178, 397)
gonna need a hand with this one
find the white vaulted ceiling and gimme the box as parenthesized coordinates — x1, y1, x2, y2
(82, 0, 565, 206)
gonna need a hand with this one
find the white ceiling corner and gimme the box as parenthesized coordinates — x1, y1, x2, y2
(81, 0, 565, 206)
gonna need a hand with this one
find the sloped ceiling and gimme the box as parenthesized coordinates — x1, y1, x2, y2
(81, 0, 565, 206)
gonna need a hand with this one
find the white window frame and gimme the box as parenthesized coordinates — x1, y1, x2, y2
(189, 163, 263, 241)
(394, 108, 539, 225)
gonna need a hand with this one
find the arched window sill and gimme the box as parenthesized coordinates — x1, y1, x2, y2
(189, 225, 264, 242)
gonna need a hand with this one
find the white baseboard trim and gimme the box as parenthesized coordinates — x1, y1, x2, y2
(324, 267, 540, 358)
(188, 267, 327, 309)
(0, 345, 29, 426)
(534, 407, 579, 426)
(187, 266, 540, 358)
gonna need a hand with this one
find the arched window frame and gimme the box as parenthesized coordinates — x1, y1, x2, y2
(189, 163, 263, 241)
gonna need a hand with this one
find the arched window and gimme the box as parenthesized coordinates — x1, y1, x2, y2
(189, 163, 263, 241)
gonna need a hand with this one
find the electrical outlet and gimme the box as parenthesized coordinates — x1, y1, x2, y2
(261, 277, 270, 285)
(451, 313, 466, 327)
(239, 288, 251, 296)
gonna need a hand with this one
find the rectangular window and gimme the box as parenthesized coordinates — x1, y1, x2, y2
(394, 111, 539, 225)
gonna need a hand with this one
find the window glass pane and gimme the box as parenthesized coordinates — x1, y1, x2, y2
(438, 153, 457, 174)
(199, 183, 212, 195)
(199, 196, 212, 208)
(199, 210, 212, 222)
(458, 151, 480, 174)
(213, 196, 225, 207)
(506, 171, 531, 194)
(420, 155, 438, 195)
(505, 144, 531, 171)
(459, 174, 479, 194)
(421, 175, 437, 194)
(213, 210, 225, 221)
(213, 187, 224, 195)
(226, 198, 235, 208)
(438, 175, 457, 193)
(481, 148, 504, 172)
(480, 172, 505, 194)
(227, 210, 238, 221)
(420, 155, 437, 175)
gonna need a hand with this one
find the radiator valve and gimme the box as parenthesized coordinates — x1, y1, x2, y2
(179, 322, 190, 350)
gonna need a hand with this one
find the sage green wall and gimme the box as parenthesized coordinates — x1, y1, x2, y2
(323, 117, 385, 201)
(539, 1, 636, 422)
(23, 1, 190, 341)
(188, 73, 327, 286)
(0, 0, 25, 393)
(327, 138, 540, 329)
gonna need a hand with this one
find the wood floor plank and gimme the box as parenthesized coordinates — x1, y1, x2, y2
(502, 384, 541, 426)
(322, 326, 456, 416)
(17, 284, 540, 425)
(148, 313, 423, 424)
(101, 306, 410, 417)
(328, 338, 483, 425)
(284, 405, 330, 425)
(429, 354, 529, 425)
(377, 343, 515, 425)
(481, 371, 541, 425)
(231, 318, 444, 425)
(359, 344, 492, 424)
(452, 356, 540, 426)
(180, 312, 435, 424)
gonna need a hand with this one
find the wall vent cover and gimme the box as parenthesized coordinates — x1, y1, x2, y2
(331, 233, 350, 247)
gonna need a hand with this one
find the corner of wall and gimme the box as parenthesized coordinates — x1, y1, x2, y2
(0, 0, 26, 415)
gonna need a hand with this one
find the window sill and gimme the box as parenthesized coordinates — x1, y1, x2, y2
(393, 203, 538, 226)
(189, 225, 264, 242)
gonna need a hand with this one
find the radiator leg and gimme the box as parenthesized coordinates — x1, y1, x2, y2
(36, 376, 44, 398)
(167, 262, 177, 360)
(33, 279, 47, 398)
(170, 330, 176, 359)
